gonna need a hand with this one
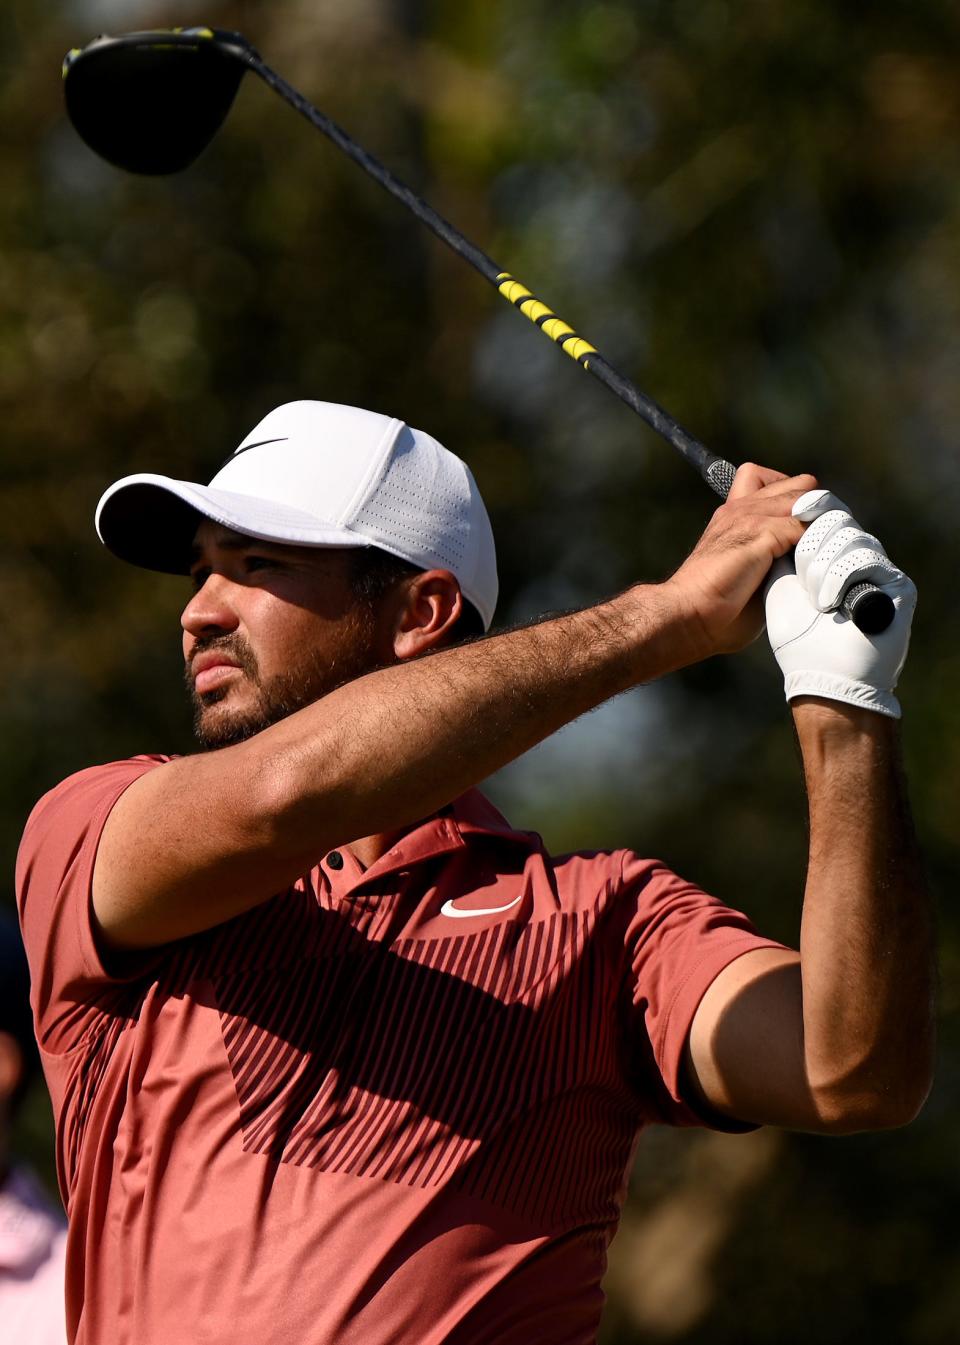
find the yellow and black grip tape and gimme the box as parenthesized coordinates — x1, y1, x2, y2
(496, 274, 597, 368)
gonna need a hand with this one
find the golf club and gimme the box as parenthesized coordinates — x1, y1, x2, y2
(62, 26, 894, 634)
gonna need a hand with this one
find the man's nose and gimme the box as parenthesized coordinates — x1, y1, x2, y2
(181, 573, 241, 640)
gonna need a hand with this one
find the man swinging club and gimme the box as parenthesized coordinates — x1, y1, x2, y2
(17, 399, 932, 1345)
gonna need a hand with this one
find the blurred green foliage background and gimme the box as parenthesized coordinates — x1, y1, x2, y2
(2, 0, 958, 1340)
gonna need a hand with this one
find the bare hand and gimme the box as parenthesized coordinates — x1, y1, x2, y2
(662, 464, 818, 660)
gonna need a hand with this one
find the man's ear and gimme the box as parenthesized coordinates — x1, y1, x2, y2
(390, 570, 465, 660)
(0, 1032, 23, 1105)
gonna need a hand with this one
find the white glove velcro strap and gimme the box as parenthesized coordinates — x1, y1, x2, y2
(783, 670, 902, 719)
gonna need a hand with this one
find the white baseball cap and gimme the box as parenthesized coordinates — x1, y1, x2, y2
(96, 400, 498, 629)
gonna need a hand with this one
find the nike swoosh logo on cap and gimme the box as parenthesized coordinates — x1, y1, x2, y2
(440, 894, 523, 920)
(219, 437, 289, 469)
(234, 436, 289, 455)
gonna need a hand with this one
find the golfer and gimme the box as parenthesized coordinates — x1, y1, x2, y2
(17, 400, 932, 1345)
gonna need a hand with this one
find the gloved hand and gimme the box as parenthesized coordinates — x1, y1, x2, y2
(765, 489, 916, 718)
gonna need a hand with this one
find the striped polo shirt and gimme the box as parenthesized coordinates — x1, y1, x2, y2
(17, 756, 782, 1345)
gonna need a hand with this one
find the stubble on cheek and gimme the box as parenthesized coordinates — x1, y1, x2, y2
(185, 633, 262, 749)
(185, 609, 381, 751)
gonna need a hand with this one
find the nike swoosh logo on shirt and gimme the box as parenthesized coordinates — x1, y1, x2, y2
(440, 895, 523, 920)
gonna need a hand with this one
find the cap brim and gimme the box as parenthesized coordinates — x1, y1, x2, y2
(96, 474, 369, 573)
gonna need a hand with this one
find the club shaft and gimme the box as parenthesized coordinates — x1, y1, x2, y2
(239, 46, 890, 633)
(245, 51, 726, 489)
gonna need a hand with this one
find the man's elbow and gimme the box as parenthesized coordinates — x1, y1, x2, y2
(810, 1076, 933, 1136)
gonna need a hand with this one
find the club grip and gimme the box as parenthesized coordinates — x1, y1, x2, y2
(840, 581, 896, 635)
(704, 457, 895, 635)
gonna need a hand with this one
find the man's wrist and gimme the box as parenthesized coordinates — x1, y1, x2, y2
(609, 581, 708, 683)
(784, 673, 901, 720)
(791, 696, 899, 757)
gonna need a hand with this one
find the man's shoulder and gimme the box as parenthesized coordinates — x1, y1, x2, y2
(19, 755, 174, 859)
(546, 846, 682, 911)
(35, 753, 173, 806)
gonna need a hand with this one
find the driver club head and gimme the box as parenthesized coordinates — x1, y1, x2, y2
(63, 28, 254, 175)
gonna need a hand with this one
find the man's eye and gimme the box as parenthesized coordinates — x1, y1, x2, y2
(245, 555, 275, 573)
(191, 567, 211, 590)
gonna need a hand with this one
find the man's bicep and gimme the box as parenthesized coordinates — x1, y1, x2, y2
(16, 760, 171, 1049)
(93, 751, 302, 951)
(682, 946, 838, 1132)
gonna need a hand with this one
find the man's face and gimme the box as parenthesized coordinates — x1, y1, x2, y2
(183, 522, 384, 749)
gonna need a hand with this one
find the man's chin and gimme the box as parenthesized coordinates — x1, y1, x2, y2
(192, 692, 273, 751)
(191, 679, 328, 750)
(188, 641, 384, 751)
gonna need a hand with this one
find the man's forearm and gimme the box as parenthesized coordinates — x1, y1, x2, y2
(95, 471, 815, 949)
(96, 583, 691, 947)
(236, 582, 691, 859)
(794, 699, 935, 1128)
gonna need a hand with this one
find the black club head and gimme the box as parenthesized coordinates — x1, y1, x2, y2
(63, 28, 253, 175)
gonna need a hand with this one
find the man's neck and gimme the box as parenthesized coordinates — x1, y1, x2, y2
(347, 795, 459, 870)
(346, 831, 403, 871)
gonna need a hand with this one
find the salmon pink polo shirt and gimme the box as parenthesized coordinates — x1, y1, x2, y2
(16, 756, 786, 1345)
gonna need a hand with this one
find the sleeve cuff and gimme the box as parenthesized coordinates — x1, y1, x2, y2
(656, 938, 789, 1132)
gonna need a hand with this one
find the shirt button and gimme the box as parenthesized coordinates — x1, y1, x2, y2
(327, 851, 344, 870)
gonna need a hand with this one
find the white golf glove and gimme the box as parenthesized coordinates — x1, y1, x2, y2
(765, 489, 916, 718)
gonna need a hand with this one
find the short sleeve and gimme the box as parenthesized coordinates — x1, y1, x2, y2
(15, 757, 169, 1054)
(617, 851, 790, 1130)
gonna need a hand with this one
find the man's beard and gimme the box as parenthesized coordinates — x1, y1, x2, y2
(186, 611, 382, 750)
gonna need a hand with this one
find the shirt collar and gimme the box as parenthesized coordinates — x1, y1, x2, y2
(340, 789, 536, 893)
(446, 788, 538, 844)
